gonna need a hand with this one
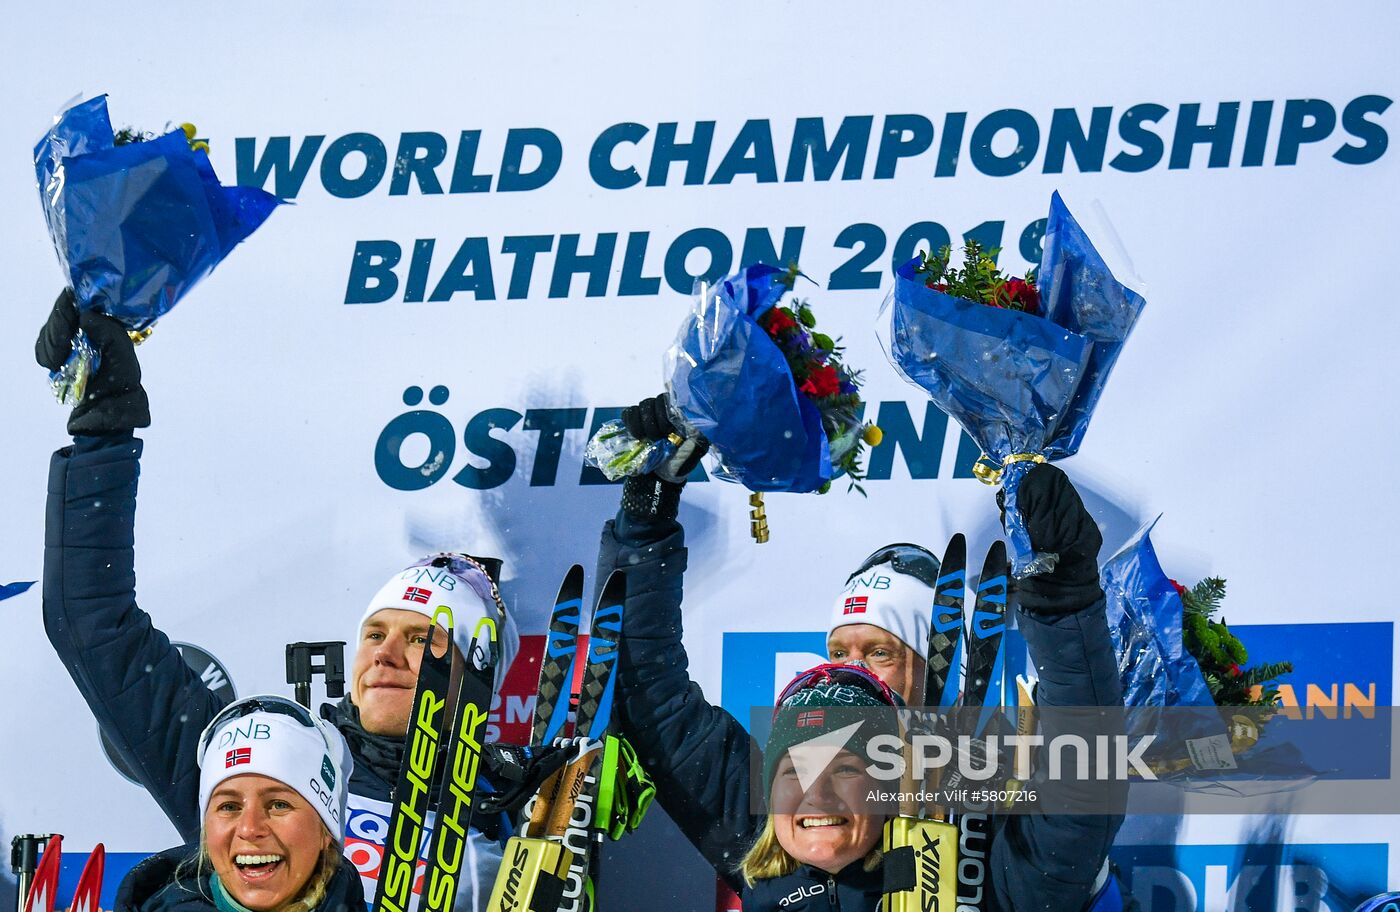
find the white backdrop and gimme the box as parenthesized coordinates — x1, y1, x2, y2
(1, 4, 1397, 910)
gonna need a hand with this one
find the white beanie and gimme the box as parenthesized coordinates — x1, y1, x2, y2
(827, 560, 936, 662)
(197, 697, 352, 842)
(360, 555, 520, 692)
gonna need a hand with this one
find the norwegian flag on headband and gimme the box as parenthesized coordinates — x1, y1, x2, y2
(842, 596, 868, 615)
(796, 710, 825, 728)
(226, 747, 252, 768)
(403, 586, 432, 604)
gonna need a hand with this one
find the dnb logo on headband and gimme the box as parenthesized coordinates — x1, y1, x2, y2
(321, 755, 337, 790)
(100, 641, 236, 784)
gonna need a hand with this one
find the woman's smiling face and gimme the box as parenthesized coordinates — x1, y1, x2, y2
(204, 774, 332, 911)
(769, 750, 883, 874)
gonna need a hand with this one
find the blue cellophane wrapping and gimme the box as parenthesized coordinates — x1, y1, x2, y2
(886, 192, 1146, 575)
(1102, 521, 1323, 786)
(1102, 521, 1229, 777)
(34, 96, 280, 331)
(663, 264, 835, 493)
(1103, 519, 1218, 715)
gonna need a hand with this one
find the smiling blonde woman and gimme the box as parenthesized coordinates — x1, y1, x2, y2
(114, 696, 364, 912)
(600, 394, 1131, 911)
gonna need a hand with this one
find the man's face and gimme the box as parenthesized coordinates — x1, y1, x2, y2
(827, 623, 926, 706)
(350, 608, 452, 736)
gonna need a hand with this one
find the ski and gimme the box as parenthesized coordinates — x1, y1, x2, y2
(494, 570, 625, 912)
(910, 534, 967, 818)
(885, 535, 966, 912)
(926, 534, 967, 712)
(517, 564, 587, 835)
(951, 540, 1010, 912)
(370, 608, 453, 912)
(544, 569, 625, 911)
(69, 844, 104, 912)
(532, 566, 585, 748)
(963, 540, 1009, 737)
(20, 835, 60, 912)
(421, 618, 500, 912)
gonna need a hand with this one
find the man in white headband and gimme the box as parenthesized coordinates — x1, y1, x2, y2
(826, 543, 939, 706)
(353, 554, 521, 737)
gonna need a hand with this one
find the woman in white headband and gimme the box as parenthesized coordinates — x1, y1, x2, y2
(115, 696, 363, 912)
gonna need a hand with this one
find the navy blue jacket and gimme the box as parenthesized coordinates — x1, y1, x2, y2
(115, 844, 365, 912)
(42, 433, 396, 836)
(599, 511, 1125, 912)
(43, 434, 505, 911)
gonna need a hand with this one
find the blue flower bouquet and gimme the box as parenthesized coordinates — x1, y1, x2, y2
(34, 96, 280, 400)
(1103, 521, 1310, 785)
(586, 264, 877, 497)
(884, 192, 1146, 575)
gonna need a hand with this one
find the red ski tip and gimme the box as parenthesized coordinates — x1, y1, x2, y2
(71, 844, 106, 912)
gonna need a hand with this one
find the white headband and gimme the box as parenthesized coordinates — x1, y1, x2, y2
(197, 698, 351, 842)
(827, 564, 935, 661)
(361, 562, 519, 691)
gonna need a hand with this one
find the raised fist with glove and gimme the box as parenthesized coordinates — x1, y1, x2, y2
(1003, 463, 1103, 614)
(619, 393, 709, 522)
(35, 288, 150, 435)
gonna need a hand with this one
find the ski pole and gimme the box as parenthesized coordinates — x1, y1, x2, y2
(10, 834, 52, 912)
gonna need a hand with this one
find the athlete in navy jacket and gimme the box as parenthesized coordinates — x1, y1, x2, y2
(34, 291, 546, 912)
(598, 396, 1128, 911)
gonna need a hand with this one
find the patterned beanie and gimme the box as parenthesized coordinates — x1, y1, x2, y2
(763, 668, 902, 793)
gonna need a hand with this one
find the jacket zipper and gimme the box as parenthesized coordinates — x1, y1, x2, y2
(828, 874, 838, 909)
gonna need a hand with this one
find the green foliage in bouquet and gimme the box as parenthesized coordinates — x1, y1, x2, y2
(911, 241, 1041, 314)
(1176, 577, 1293, 708)
(759, 264, 881, 494)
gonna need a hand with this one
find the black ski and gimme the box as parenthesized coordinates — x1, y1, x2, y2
(887, 535, 966, 910)
(422, 621, 500, 912)
(963, 541, 1009, 737)
(952, 540, 1010, 912)
(926, 534, 967, 712)
(487, 567, 595, 912)
(544, 570, 625, 912)
(532, 565, 585, 747)
(371, 607, 458, 912)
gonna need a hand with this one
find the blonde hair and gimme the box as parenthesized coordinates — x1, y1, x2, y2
(738, 816, 883, 887)
(176, 838, 342, 912)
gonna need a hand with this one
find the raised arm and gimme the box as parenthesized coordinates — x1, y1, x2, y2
(37, 291, 227, 843)
(600, 396, 763, 887)
(993, 464, 1126, 911)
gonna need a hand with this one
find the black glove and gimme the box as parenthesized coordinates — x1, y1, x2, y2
(471, 740, 580, 838)
(1005, 463, 1102, 613)
(619, 393, 708, 522)
(35, 288, 150, 435)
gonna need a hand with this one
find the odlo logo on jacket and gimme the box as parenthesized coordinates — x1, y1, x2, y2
(778, 883, 826, 908)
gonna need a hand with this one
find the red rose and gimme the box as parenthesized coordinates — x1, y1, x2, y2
(1005, 278, 1040, 315)
(762, 307, 798, 336)
(799, 364, 841, 399)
